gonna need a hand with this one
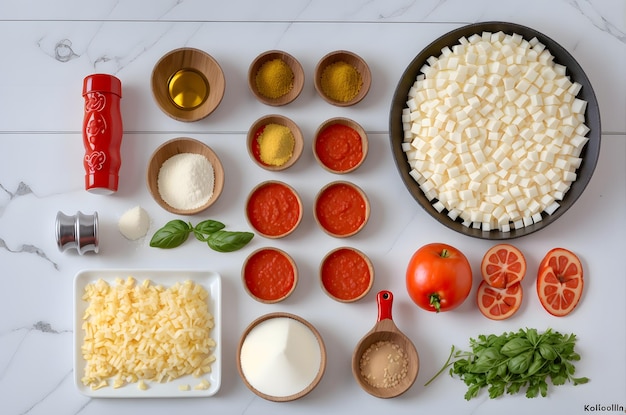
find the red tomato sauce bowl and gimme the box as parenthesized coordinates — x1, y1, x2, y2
(242, 247, 298, 303)
(246, 180, 303, 238)
(313, 117, 368, 174)
(320, 247, 373, 302)
(314, 181, 370, 238)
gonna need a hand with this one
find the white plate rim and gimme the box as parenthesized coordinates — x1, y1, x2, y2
(73, 269, 222, 398)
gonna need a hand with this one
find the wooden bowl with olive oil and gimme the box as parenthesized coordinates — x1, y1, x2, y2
(151, 47, 225, 122)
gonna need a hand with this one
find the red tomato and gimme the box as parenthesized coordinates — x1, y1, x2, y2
(537, 247, 584, 317)
(477, 281, 523, 320)
(406, 243, 472, 312)
(481, 244, 527, 289)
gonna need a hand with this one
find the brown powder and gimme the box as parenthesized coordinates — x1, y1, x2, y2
(359, 340, 409, 388)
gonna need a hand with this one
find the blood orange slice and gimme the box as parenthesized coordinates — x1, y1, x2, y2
(476, 281, 523, 320)
(537, 248, 584, 317)
(480, 244, 527, 289)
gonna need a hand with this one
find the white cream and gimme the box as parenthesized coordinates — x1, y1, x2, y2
(118, 206, 151, 240)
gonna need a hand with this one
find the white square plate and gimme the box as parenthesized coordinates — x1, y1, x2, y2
(73, 269, 221, 398)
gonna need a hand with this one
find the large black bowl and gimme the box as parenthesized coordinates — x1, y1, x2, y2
(389, 22, 601, 239)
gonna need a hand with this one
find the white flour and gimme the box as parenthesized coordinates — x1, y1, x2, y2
(157, 153, 214, 210)
(239, 317, 322, 397)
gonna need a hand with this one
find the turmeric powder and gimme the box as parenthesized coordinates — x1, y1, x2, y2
(257, 123, 295, 166)
(255, 59, 294, 99)
(320, 61, 362, 102)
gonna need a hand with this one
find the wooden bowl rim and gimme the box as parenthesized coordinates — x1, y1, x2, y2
(314, 50, 371, 107)
(151, 47, 225, 122)
(246, 114, 304, 171)
(313, 180, 370, 238)
(245, 180, 303, 238)
(237, 312, 327, 402)
(313, 117, 369, 174)
(319, 246, 374, 303)
(242, 247, 298, 304)
(146, 137, 224, 215)
(248, 50, 305, 106)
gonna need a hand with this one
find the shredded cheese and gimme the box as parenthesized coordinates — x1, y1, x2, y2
(402, 31, 589, 231)
(81, 277, 216, 389)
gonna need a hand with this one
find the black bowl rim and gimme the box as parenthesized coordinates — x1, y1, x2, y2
(389, 21, 601, 240)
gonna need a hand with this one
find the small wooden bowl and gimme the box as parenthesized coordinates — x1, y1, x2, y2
(352, 291, 419, 399)
(313, 117, 369, 174)
(248, 50, 304, 106)
(242, 247, 298, 304)
(237, 312, 327, 402)
(146, 137, 224, 215)
(247, 114, 304, 171)
(320, 247, 374, 303)
(314, 181, 370, 238)
(314, 50, 371, 106)
(151, 47, 225, 122)
(246, 180, 303, 238)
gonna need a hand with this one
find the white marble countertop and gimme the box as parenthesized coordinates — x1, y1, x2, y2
(1, 1, 625, 414)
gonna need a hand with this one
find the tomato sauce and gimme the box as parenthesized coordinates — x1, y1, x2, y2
(247, 182, 301, 237)
(315, 182, 367, 236)
(315, 124, 363, 172)
(251, 125, 265, 164)
(244, 248, 295, 302)
(321, 248, 371, 301)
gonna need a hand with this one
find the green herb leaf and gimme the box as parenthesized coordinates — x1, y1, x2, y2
(206, 230, 254, 252)
(425, 328, 589, 400)
(149, 220, 192, 249)
(501, 337, 532, 357)
(193, 219, 226, 241)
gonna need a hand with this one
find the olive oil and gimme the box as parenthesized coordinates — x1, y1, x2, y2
(167, 68, 209, 110)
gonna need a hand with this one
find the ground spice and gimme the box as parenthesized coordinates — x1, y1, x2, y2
(255, 58, 294, 99)
(359, 340, 409, 389)
(256, 123, 295, 166)
(320, 61, 362, 102)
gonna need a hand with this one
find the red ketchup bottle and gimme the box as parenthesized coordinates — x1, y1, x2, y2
(82, 74, 123, 194)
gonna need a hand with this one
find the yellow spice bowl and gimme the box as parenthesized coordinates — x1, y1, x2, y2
(314, 50, 371, 107)
(248, 50, 305, 106)
(247, 114, 304, 171)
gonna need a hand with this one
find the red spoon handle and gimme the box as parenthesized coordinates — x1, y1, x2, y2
(377, 290, 393, 321)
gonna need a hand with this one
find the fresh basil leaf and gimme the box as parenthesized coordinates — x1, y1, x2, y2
(527, 351, 546, 376)
(507, 350, 533, 375)
(538, 343, 558, 361)
(149, 220, 192, 249)
(193, 219, 225, 241)
(206, 230, 254, 252)
(501, 337, 532, 357)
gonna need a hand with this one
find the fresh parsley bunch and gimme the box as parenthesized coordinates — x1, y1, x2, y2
(425, 328, 589, 400)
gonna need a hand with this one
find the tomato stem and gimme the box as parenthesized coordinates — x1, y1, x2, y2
(439, 248, 450, 258)
(429, 293, 442, 312)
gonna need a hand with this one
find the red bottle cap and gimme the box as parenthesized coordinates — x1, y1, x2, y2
(83, 74, 122, 97)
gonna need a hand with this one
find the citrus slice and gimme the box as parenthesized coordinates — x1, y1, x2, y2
(480, 244, 527, 289)
(537, 248, 584, 317)
(476, 281, 523, 320)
